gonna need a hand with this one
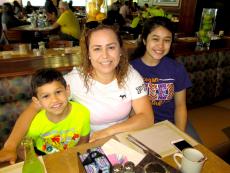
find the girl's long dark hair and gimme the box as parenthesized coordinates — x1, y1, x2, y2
(130, 16, 175, 60)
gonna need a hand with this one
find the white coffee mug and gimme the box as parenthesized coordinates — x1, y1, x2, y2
(173, 148, 207, 173)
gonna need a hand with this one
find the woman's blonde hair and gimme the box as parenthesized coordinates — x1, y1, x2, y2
(79, 25, 129, 90)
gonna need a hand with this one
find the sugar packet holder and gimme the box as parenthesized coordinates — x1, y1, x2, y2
(77, 147, 112, 173)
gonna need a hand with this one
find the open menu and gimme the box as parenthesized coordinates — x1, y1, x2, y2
(116, 120, 198, 158)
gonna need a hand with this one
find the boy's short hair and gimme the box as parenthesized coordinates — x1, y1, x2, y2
(31, 68, 67, 97)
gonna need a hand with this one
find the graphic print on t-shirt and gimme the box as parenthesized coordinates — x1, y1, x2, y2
(144, 78, 174, 106)
(136, 83, 147, 94)
(40, 128, 80, 154)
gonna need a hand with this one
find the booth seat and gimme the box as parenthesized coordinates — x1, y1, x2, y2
(176, 49, 230, 162)
(0, 70, 69, 148)
(0, 75, 32, 147)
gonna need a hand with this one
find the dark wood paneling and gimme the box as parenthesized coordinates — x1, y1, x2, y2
(178, 0, 197, 34)
(158, 0, 197, 34)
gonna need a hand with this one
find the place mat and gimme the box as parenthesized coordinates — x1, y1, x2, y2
(0, 156, 46, 173)
(116, 120, 198, 158)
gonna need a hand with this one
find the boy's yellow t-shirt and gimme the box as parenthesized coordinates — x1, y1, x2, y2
(57, 10, 80, 39)
(26, 101, 90, 154)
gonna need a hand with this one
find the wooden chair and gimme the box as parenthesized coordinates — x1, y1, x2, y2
(47, 40, 73, 48)
(0, 24, 9, 44)
(1, 24, 23, 44)
(5, 30, 23, 43)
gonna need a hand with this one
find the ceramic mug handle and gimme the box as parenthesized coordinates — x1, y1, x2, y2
(173, 152, 183, 169)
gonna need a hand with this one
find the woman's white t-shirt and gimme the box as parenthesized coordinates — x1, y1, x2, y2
(64, 65, 147, 132)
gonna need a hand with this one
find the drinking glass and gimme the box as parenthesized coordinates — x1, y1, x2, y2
(196, 8, 218, 50)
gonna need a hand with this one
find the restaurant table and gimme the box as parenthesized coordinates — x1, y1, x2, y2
(39, 121, 230, 173)
(41, 134, 230, 173)
(0, 102, 230, 173)
(9, 25, 58, 43)
(0, 133, 229, 173)
(10, 25, 56, 33)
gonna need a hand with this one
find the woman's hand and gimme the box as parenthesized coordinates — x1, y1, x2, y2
(89, 129, 111, 143)
(0, 147, 17, 164)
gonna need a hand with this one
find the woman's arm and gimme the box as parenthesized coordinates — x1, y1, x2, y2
(174, 89, 188, 131)
(90, 95, 154, 142)
(0, 102, 39, 164)
(78, 135, 90, 145)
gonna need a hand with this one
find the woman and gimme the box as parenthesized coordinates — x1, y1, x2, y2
(44, 0, 58, 24)
(44, 0, 58, 17)
(24, 1, 34, 14)
(0, 25, 153, 164)
(13, 0, 23, 19)
(130, 17, 199, 138)
(1, 3, 27, 29)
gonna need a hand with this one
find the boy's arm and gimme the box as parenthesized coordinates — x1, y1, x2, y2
(0, 148, 17, 164)
(78, 135, 90, 145)
(0, 102, 40, 164)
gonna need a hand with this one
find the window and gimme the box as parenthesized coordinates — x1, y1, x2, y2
(153, 0, 180, 7)
(1, 0, 111, 7)
(21, 0, 86, 7)
(0, 0, 16, 5)
(60, 0, 86, 7)
(21, 0, 46, 7)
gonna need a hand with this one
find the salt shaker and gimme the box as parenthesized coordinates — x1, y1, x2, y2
(123, 161, 135, 173)
(38, 41, 46, 55)
(112, 163, 124, 173)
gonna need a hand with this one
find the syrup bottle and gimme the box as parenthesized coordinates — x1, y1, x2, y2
(22, 137, 45, 173)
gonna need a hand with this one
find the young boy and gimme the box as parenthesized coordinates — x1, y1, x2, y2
(0, 68, 90, 163)
(26, 68, 90, 154)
